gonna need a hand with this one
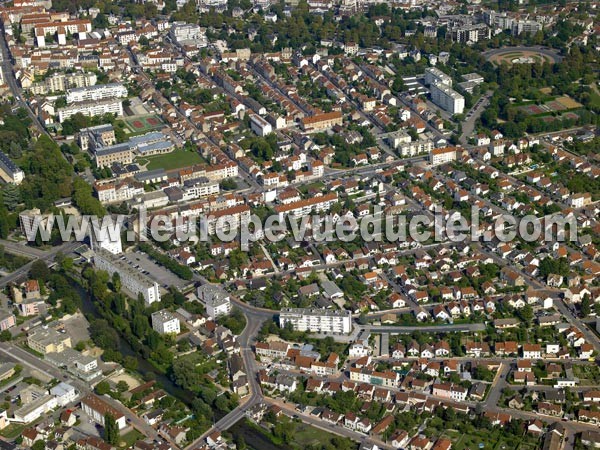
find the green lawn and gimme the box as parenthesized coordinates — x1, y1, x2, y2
(142, 149, 204, 171)
(0, 423, 26, 439)
(589, 88, 600, 109)
(291, 422, 354, 448)
(119, 429, 144, 448)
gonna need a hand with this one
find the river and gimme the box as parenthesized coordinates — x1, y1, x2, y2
(72, 278, 279, 449)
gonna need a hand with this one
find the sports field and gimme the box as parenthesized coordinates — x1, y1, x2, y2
(124, 114, 164, 133)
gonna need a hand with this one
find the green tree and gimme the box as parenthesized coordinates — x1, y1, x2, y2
(104, 413, 120, 445)
(95, 380, 110, 395)
(30, 260, 50, 281)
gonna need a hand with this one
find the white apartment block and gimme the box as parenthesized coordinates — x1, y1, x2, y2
(58, 99, 123, 123)
(94, 249, 161, 305)
(197, 284, 231, 318)
(182, 180, 220, 201)
(424, 67, 452, 87)
(274, 193, 338, 221)
(151, 310, 181, 335)
(398, 139, 434, 157)
(430, 147, 458, 166)
(29, 72, 97, 95)
(430, 82, 465, 114)
(279, 308, 352, 334)
(66, 83, 128, 104)
(95, 180, 145, 204)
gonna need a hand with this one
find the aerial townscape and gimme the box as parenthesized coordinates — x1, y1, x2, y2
(0, 0, 598, 448)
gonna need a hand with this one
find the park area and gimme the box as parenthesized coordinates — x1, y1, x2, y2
(137, 147, 204, 171)
(124, 115, 164, 134)
(485, 48, 561, 66)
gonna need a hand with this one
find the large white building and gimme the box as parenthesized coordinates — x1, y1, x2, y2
(430, 146, 458, 166)
(93, 249, 161, 305)
(430, 82, 465, 114)
(13, 394, 57, 423)
(58, 99, 123, 123)
(197, 284, 231, 318)
(424, 67, 452, 87)
(50, 382, 78, 407)
(66, 83, 128, 104)
(151, 310, 180, 335)
(279, 308, 352, 334)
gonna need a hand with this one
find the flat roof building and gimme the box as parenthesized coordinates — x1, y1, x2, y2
(279, 308, 352, 334)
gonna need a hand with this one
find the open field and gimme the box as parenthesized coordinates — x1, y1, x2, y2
(142, 148, 204, 171)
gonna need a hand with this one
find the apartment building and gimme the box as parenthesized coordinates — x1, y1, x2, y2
(397, 139, 434, 157)
(279, 308, 353, 334)
(29, 72, 97, 95)
(151, 310, 181, 335)
(430, 82, 465, 114)
(300, 111, 343, 132)
(449, 23, 490, 43)
(204, 204, 251, 235)
(27, 327, 72, 355)
(93, 249, 161, 305)
(430, 147, 458, 166)
(58, 99, 123, 123)
(197, 284, 231, 318)
(424, 67, 452, 87)
(274, 193, 338, 220)
(0, 150, 25, 185)
(95, 179, 144, 204)
(80, 394, 127, 430)
(66, 83, 127, 104)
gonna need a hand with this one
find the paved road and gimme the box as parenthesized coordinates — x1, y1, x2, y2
(0, 241, 80, 289)
(460, 91, 492, 146)
(0, 23, 49, 137)
(184, 289, 267, 449)
(0, 240, 49, 259)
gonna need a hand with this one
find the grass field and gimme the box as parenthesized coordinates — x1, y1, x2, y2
(143, 148, 204, 171)
(119, 430, 144, 448)
(590, 89, 600, 108)
(0, 423, 26, 439)
(291, 423, 353, 448)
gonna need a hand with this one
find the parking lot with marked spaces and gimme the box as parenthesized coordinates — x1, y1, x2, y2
(121, 251, 188, 290)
